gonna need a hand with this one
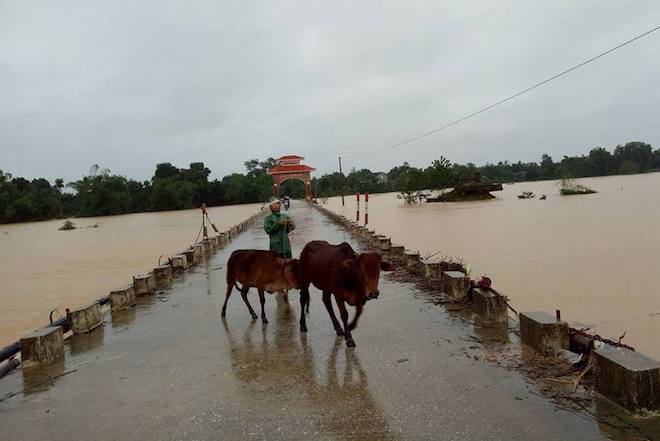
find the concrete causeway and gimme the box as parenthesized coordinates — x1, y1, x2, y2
(1, 202, 658, 440)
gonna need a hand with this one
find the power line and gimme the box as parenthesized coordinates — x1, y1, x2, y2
(344, 25, 660, 160)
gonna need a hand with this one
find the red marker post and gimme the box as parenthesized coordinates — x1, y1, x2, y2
(356, 193, 360, 222)
(365, 192, 369, 225)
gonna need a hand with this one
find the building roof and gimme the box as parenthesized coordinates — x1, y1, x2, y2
(266, 164, 316, 175)
(277, 155, 304, 160)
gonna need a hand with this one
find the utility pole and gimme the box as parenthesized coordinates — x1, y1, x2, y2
(338, 156, 345, 206)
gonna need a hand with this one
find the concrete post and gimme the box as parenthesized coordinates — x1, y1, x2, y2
(68, 301, 103, 334)
(593, 345, 660, 413)
(472, 288, 508, 323)
(378, 237, 392, 252)
(20, 326, 64, 368)
(424, 262, 443, 280)
(519, 311, 569, 356)
(389, 245, 405, 261)
(404, 251, 421, 274)
(170, 254, 188, 275)
(192, 244, 203, 263)
(134, 273, 156, 295)
(109, 285, 136, 310)
(182, 250, 195, 267)
(441, 271, 470, 301)
(153, 264, 173, 289)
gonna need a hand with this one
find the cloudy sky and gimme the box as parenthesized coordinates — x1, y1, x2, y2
(1, 1, 659, 182)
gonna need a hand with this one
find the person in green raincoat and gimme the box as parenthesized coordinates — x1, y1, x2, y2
(263, 197, 295, 258)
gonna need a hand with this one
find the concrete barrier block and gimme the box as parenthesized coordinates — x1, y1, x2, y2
(472, 288, 508, 323)
(192, 244, 203, 263)
(182, 249, 195, 267)
(519, 311, 569, 356)
(404, 251, 421, 273)
(68, 301, 103, 334)
(153, 264, 173, 289)
(134, 273, 156, 295)
(378, 237, 391, 252)
(441, 270, 470, 301)
(593, 345, 660, 413)
(424, 262, 442, 280)
(200, 240, 212, 254)
(20, 326, 64, 368)
(389, 245, 405, 260)
(109, 285, 136, 310)
(171, 254, 188, 275)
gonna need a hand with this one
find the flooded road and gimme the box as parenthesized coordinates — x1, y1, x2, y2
(3, 202, 655, 440)
(324, 172, 660, 360)
(0, 203, 262, 347)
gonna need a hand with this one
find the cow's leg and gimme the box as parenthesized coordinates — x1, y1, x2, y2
(347, 304, 363, 331)
(258, 288, 268, 324)
(221, 283, 233, 317)
(299, 286, 309, 333)
(240, 286, 258, 320)
(322, 291, 344, 336)
(335, 297, 355, 347)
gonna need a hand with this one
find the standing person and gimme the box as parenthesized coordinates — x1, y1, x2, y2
(263, 197, 295, 258)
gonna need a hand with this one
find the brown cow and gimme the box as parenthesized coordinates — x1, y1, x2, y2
(222, 250, 303, 324)
(299, 241, 393, 347)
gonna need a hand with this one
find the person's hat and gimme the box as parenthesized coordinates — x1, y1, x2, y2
(268, 197, 281, 206)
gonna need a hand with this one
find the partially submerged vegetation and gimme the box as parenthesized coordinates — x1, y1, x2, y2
(58, 220, 76, 231)
(560, 177, 597, 196)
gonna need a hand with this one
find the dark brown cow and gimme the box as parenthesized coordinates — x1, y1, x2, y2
(222, 250, 303, 324)
(299, 241, 393, 347)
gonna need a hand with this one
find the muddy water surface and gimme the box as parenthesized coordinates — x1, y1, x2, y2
(325, 172, 660, 359)
(0, 203, 263, 347)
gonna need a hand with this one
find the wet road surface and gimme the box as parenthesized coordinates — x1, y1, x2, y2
(1, 202, 658, 440)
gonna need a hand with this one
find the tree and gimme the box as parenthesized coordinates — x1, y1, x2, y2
(539, 154, 557, 180)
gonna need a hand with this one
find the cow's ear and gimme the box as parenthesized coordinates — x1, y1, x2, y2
(380, 260, 394, 271)
(342, 259, 355, 269)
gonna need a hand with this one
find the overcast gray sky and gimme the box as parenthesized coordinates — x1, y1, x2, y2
(1, 1, 659, 182)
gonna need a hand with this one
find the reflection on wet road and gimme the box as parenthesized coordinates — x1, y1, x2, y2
(223, 295, 396, 440)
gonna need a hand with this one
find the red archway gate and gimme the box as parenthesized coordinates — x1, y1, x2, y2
(266, 155, 316, 201)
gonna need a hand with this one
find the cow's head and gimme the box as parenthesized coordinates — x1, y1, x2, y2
(356, 252, 394, 300)
(282, 258, 303, 289)
(338, 259, 369, 306)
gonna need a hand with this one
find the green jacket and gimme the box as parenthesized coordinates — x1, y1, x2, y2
(263, 212, 295, 257)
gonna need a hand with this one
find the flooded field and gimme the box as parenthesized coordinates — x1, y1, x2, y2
(324, 172, 660, 360)
(0, 203, 263, 347)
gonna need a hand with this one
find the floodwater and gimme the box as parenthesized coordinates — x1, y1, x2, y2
(0, 203, 263, 347)
(324, 172, 660, 360)
(3, 203, 655, 440)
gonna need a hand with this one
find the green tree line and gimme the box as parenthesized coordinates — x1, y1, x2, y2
(1, 141, 658, 224)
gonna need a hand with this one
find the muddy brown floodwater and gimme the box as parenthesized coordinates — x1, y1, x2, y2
(324, 172, 660, 360)
(0, 203, 263, 347)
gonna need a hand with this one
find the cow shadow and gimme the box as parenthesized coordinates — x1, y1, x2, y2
(222, 295, 398, 440)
